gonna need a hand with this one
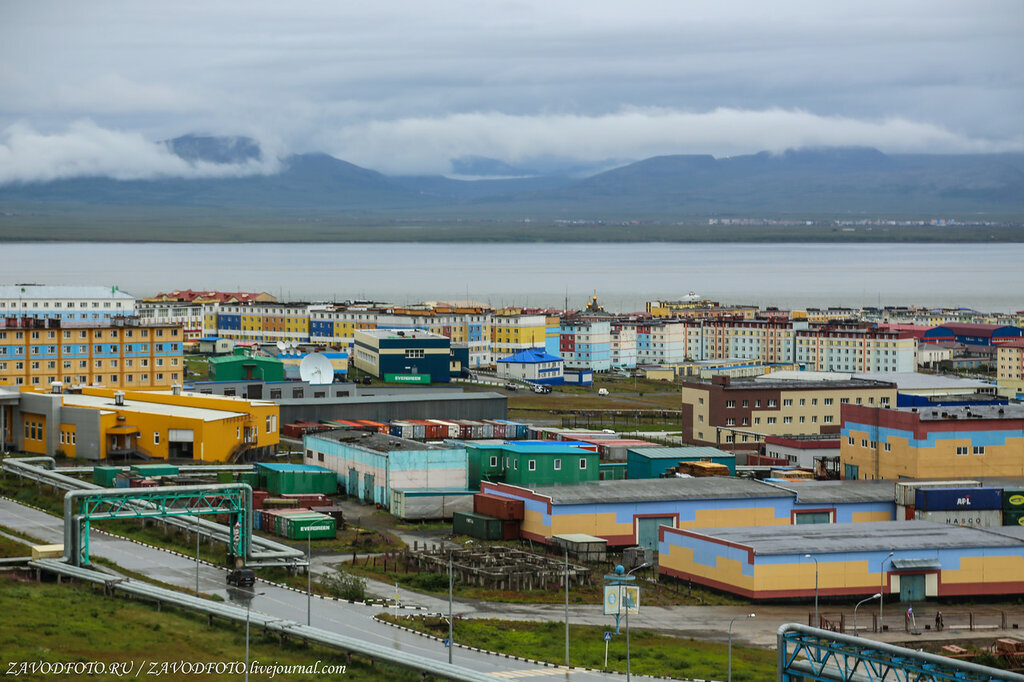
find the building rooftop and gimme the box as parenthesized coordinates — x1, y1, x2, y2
(764, 479, 896, 503)
(309, 428, 453, 453)
(628, 447, 735, 460)
(713, 376, 893, 390)
(533, 477, 786, 505)
(903, 404, 1024, 421)
(682, 521, 1024, 555)
(497, 349, 564, 364)
(59, 392, 251, 422)
(852, 372, 992, 391)
(0, 285, 135, 300)
(357, 328, 447, 340)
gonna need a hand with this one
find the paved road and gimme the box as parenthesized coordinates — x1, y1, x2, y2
(0, 497, 618, 681)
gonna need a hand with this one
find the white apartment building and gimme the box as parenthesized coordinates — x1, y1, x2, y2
(0, 285, 135, 324)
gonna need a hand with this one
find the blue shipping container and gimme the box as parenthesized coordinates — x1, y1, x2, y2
(915, 487, 1003, 512)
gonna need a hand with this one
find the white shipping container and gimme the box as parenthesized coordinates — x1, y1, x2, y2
(895, 480, 980, 507)
(914, 509, 1002, 527)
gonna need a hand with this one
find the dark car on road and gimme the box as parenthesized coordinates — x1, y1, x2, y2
(226, 568, 256, 587)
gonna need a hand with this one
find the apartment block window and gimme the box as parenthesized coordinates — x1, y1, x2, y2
(783, 399, 793, 406)
(824, 398, 833, 406)
(405, 349, 425, 359)
(880, 397, 890, 405)
(754, 417, 761, 425)
(956, 446, 968, 456)
(840, 398, 849, 404)
(799, 399, 805, 406)
(884, 443, 892, 452)
(742, 400, 749, 408)
(823, 416, 833, 423)
(725, 400, 735, 408)
(726, 418, 735, 426)
(799, 416, 805, 424)
(755, 400, 761, 408)
(766, 417, 777, 424)
(783, 416, 793, 424)
(848, 437, 855, 445)
(870, 440, 877, 448)
(972, 446, 985, 455)
(767, 399, 777, 407)
(862, 439, 868, 447)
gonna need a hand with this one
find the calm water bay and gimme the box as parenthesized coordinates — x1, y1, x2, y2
(2, 242, 1021, 313)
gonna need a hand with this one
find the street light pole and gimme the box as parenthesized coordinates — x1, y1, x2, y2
(804, 554, 819, 627)
(195, 529, 200, 597)
(879, 551, 894, 632)
(728, 613, 755, 682)
(306, 533, 312, 626)
(624, 562, 649, 682)
(448, 550, 453, 665)
(855, 593, 882, 635)
(564, 547, 569, 667)
(244, 591, 266, 682)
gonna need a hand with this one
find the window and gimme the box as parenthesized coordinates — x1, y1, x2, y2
(799, 416, 805, 424)
(861, 439, 868, 447)
(742, 400, 748, 407)
(766, 417, 777, 424)
(767, 399, 777, 407)
(489, 455, 498, 467)
(823, 416, 833, 423)
(513, 460, 518, 470)
(753, 417, 761, 425)
(698, 415, 704, 423)
(870, 440, 877, 448)
(579, 458, 587, 470)
(783, 399, 792, 406)
(840, 398, 849, 404)
(783, 416, 793, 424)
(292, 389, 304, 398)
(528, 459, 536, 471)
(848, 436, 855, 445)
(823, 398, 833, 406)
(153, 432, 160, 445)
(554, 458, 562, 471)
(972, 446, 985, 455)
(266, 416, 272, 434)
(404, 348, 425, 359)
(956, 446, 968, 456)
(270, 389, 282, 399)
(884, 443, 891, 452)
(726, 418, 735, 426)
(725, 400, 735, 408)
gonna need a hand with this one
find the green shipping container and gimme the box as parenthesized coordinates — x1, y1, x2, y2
(93, 466, 123, 487)
(1003, 489, 1024, 511)
(130, 464, 179, 477)
(1004, 510, 1024, 526)
(264, 470, 336, 496)
(452, 511, 502, 541)
(239, 472, 259, 489)
(285, 514, 336, 540)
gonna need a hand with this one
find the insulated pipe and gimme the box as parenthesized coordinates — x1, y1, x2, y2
(776, 623, 1024, 681)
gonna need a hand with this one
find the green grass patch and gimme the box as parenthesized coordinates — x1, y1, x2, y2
(0, 527, 33, 558)
(377, 613, 775, 680)
(0, 575, 419, 681)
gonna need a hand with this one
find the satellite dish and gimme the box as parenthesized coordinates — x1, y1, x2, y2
(299, 352, 334, 385)
(276, 341, 287, 353)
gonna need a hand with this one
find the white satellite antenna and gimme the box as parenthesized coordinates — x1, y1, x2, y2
(289, 340, 300, 351)
(299, 352, 334, 385)
(276, 340, 287, 353)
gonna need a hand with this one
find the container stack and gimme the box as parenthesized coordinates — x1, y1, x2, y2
(895, 480, 981, 521)
(257, 509, 336, 539)
(471, 493, 524, 540)
(1004, 488, 1024, 526)
(914, 487, 1003, 527)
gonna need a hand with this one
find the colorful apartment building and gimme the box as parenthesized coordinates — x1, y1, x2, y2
(0, 318, 184, 390)
(681, 375, 896, 449)
(0, 285, 135, 324)
(492, 314, 548, 359)
(609, 324, 637, 368)
(996, 339, 1024, 398)
(13, 386, 278, 462)
(560, 319, 611, 371)
(841, 403, 1024, 481)
(635, 320, 696, 365)
(137, 302, 209, 345)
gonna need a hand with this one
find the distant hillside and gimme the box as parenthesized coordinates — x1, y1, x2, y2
(2, 140, 1023, 227)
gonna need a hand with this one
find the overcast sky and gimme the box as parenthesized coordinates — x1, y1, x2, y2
(1, 0, 1021, 181)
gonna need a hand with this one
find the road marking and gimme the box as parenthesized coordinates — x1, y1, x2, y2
(488, 669, 573, 679)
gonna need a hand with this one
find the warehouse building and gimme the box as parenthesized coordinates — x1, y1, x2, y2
(923, 323, 1024, 347)
(626, 446, 736, 478)
(465, 441, 599, 489)
(481, 477, 895, 550)
(11, 386, 278, 462)
(303, 429, 468, 509)
(189, 380, 506, 424)
(659, 521, 1024, 600)
(841, 403, 1024, 480)
(209, 347, 285, 382)
(353, 329, 451, 383)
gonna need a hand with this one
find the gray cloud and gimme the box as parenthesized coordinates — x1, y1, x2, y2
(0, 0, 1020, 180)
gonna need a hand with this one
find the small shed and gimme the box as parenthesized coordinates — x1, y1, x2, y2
(391, 488, 475, 520)
(553, 533, 608, 562)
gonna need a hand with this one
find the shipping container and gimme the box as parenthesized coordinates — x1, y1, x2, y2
(452, 511, 503, 540)
(309, 505, 346, 525)
(284, 513, 337, 540)
(1003, 489, 1024, 511)
(239, 471, 260, 489)
(258, 463, 337, 495)
(915, 487, 1003, 512)
(914, 509, 1003, 527)
(473, 493, 525, 520)
(429, 419, 461, 439)
(391, 489, 475, 520)
(742, 453, 789, 466)
(501, 519, 520, 540)
(252, 490, 270, 510)
(1004, 510, 1024, 526)
(895, 480, 981, 507)
(131, 464, 179, 477)
(263, 497, 301, 509)
(92, 466, 123, 487)
(483, 420, 506, 439)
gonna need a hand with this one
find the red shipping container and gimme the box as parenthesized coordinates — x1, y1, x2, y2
(474, 493, 525, 521)
(501, 519, 520, 540)
(252, 490, 270, 510)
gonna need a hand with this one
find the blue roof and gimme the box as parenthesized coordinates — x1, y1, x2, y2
(497, 349, 564, 364)
(255, 463, 334, 473)
(199, 336, 221, 341)
(321, 352, 348, 359)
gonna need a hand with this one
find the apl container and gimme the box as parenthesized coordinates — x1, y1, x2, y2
(895, 480, 981, 507)
(914, 509, 1003, 527)
(915, 487, 1003, 512)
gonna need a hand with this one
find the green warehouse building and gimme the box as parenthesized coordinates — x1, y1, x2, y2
(465, 442, 599, 488)
(209, 347, 285, 382)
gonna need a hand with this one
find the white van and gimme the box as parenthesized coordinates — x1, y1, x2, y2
(597, 388, 609, 396)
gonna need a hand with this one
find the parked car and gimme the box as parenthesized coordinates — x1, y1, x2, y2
(532, 385, 551, 394)
(504, 382, 519, 391)
(226, 568, 256, 587)
(598, 388, 609, 396)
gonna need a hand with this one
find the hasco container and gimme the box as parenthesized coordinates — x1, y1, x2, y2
(895, 480, 980, 507)
(452, 511, 502, 540)
(92, 466, 123, 487)
(1003, 489, 1024, 511)
(914, 509, 1003, 527)
(915, 487, 1003, 512)
(473, 493, 525, 521)
(1004, 510, 1024, 526)
(130, 464, 179, 477)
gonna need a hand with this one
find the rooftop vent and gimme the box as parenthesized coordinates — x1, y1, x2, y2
(51, 381, 62, 394)
(114, 391, 125, 406)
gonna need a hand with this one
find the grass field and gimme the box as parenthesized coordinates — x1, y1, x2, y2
(0, 576, 419, 682)
(377, 613, 776, 680)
